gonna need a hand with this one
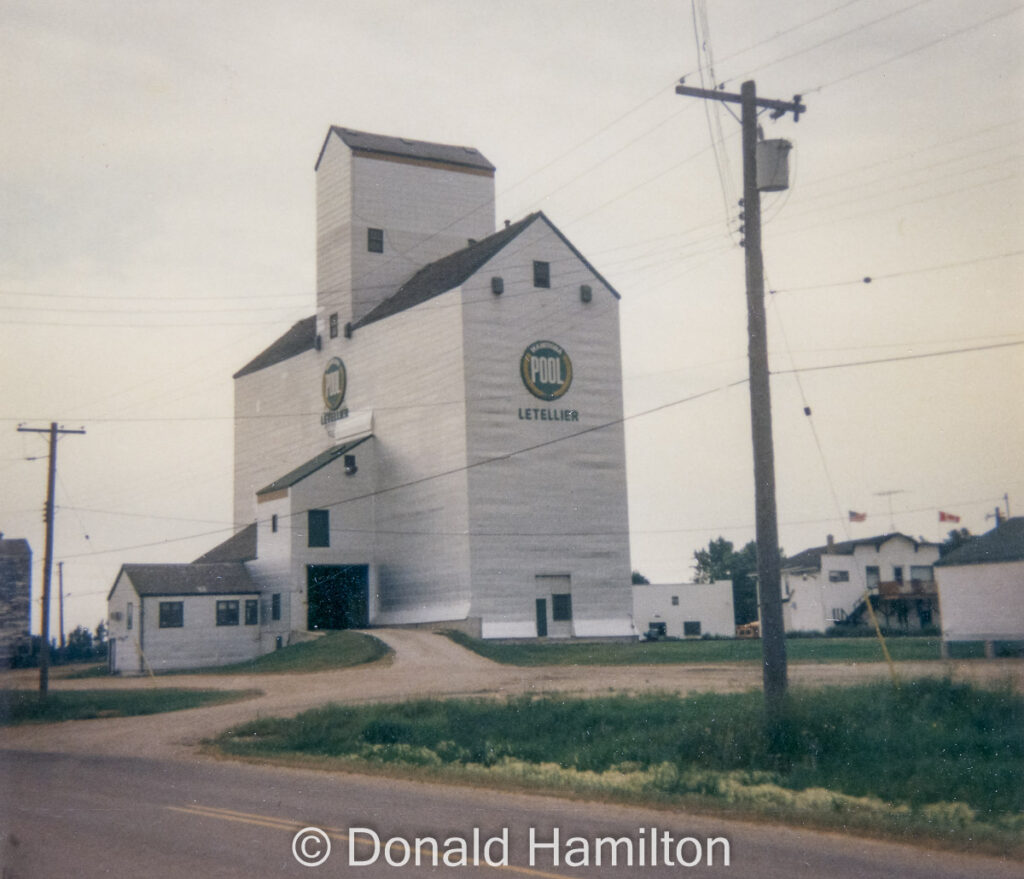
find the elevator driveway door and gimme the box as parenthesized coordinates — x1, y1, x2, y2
(307, 565, 369, 630)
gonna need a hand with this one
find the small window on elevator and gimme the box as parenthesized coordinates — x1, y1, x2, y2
(308, 509, 330, 547)
(367, 228, 384, 253)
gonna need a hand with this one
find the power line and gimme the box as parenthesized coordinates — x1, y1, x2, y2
(770, 249, 1024, 293)
(773, 339, 1024, 375)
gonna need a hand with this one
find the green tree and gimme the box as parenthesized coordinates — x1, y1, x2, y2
(940, 528, 972, 557)
(693, 537, 760, 626)
(631, 570, 650, 585)
(64, 625, 94, 662)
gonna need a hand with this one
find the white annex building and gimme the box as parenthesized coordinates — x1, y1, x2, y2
(109, 127, 634, 672)
(632, 581, 735, 640)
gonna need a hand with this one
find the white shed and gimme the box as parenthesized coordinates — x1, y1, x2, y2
(632, 581, 734, 639)
(935, 517, 1024, 657)
(107, 562, 263, 674)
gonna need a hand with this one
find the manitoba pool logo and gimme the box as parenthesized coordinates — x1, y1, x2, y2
(322, 357, 347, 411)
(521, 341, 572, 401)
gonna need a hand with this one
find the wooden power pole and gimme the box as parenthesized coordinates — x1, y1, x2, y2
(16, 422, 86, 696)
(675, 79, 806, 721)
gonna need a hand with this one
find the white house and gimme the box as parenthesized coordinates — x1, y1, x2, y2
(109, 126, 635, 670)
(935, 517, 1024, 657)
(632, 581, 735, 639)
(781, 533, 940, 633)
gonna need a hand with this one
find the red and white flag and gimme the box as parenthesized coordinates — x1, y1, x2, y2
(849, 510, 867, 522)
(939, 511, 961, 523)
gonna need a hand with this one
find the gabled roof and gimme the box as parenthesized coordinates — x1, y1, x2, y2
(256, 435, 372, 497)
(193, 523, 257, 564)
(354, 214, 538, 329)
(936, 517, 1024, 567)
(114, 563, 257, 598)
(315, 126, 495, 174)
(234, 316, 316, 379)
(783, 533, 936, 572)
(353, 211, 620, 330)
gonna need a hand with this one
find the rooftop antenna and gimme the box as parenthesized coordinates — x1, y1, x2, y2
(873, 489, 906, 532)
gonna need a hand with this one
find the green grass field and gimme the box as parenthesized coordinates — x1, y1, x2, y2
(217, 678, 1024, 851)
(444, 630, 942, 665)
(0, 687, 260, 725)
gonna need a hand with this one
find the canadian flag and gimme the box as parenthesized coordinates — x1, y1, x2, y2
(849, 511, 867, 522)
(939, 511, 961, 523)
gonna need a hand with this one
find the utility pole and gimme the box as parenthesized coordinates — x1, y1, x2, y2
(58, 561, 66, 649)
(16, 422, 86, 696)
(676, 79, 805, 722)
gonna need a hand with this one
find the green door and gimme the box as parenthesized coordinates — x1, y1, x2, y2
(307, 565, 369, 630)
(535, 598, 548, 637)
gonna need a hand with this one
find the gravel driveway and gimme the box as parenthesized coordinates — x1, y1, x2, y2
(1, 628, 1020, 762)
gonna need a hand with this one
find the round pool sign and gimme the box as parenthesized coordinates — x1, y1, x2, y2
(521, 341, 573, 401)
(322, 357, 347, 410)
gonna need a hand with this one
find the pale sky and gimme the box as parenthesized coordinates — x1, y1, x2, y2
(2, 0, 1021, 635)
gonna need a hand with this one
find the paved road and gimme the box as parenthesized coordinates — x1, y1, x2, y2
(2, 749, 1019, 879)
(1, 629, 1021, 877)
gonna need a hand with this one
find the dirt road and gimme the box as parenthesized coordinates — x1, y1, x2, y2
(1, 628, 1020, 762)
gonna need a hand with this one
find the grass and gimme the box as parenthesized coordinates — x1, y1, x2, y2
(443, 630, 942, 665)
(0, 687, 260, 726)
(185, 631, 391, 674)
(215, 678, 1024, 853)
(66, 631, 391, 677)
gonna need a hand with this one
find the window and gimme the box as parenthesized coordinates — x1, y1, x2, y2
(159, 601, 184, 628)
(216, 600, 240, 626)
(671, 595, 679, 606)
(329, 313, 339, 339)
(533, 260, 550, 288)
(683, 621, 702, 637)
(893, 566, 904, 584)
(367, 228, 384, 253)
(271, 514, 278, 533)
(551, 593, 573, 621)
(308, 509, 330, 547)
(126, 602, 133, 630)
(271, 593, 281, 621)
(245, 599, 258, 626)
(865, 565, 880, 588)
(910, 565, 933, 582)
(830, 608, 847, 622)
(828, 570, 850, 582)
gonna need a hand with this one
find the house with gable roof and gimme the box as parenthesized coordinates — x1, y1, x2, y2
(782, 533, 940, 633)
(110, 126, 634, 670)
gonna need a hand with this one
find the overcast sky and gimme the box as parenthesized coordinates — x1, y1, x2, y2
(2, 0, 1021, 634)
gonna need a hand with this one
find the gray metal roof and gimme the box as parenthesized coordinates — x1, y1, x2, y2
(234, 316, 316, 379)
(936, 517, 1024, 567)
(354, 211, 620, 330)
(256, 435, 372, 496)
(316, 126, 495, 173)
(118, 563, 258, 597)
(193, 523, 257, 564)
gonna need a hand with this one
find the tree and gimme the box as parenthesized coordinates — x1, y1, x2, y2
(631, 570, 650, 585)
(693, 537, 760, 626)
(64, 625, 94, 662)
(940, 528, 972, 557)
